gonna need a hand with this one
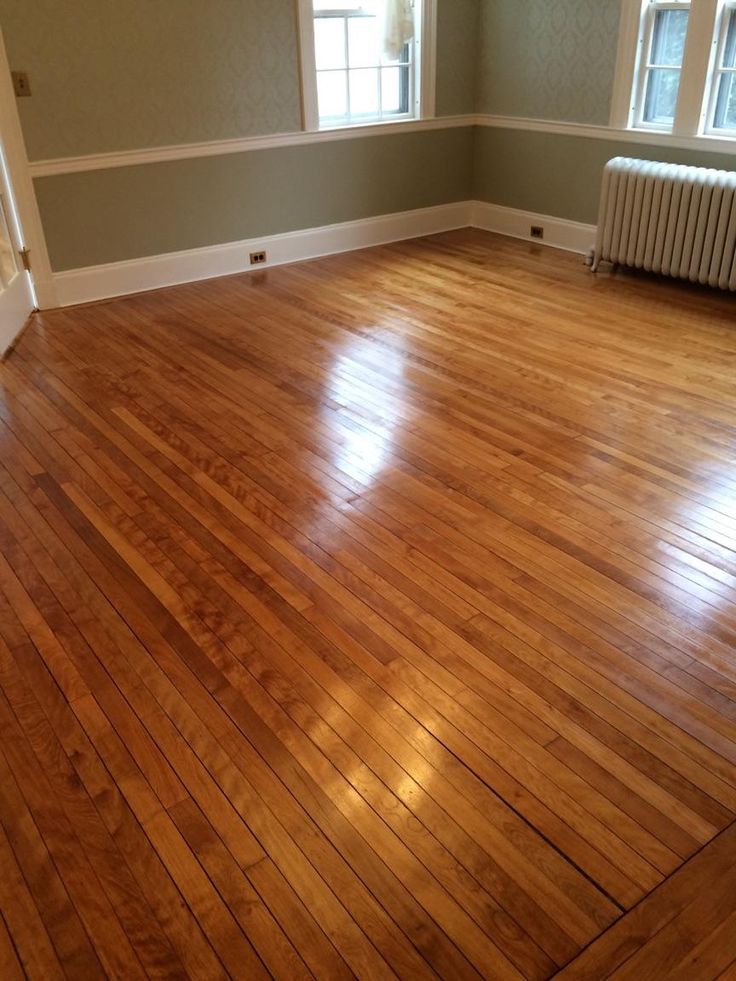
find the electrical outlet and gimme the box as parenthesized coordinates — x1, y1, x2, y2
(11, 71, 31, 97)
(530, 226, 544, 240)
(250, 251, 267, 265)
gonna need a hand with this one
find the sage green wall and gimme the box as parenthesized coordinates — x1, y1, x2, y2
(1, 0, 478, 273)
(36, 127, 474, 270)
(1, 0, 303, 160)
(471, 2, 735, 223)
(1, 0, 476, 162)
(473, 127, 736, 225)
(435, 0, 481, 117)
(10, 1, 736, 276)
(476, 0, 622, 125)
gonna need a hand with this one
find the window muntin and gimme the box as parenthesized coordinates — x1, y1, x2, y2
(636, 3, 690, 130)
(314, 0, 418, 127)
(618, 0, 735, 141)
(710, 4, 736, 132)
(312, 2, 416, 129)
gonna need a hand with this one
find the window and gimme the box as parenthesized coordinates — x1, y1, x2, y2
(611, 0, 736, 141)
(636, 4, 690, 129)
(298, 0, 435, 131)
(709, 3, 736, 132)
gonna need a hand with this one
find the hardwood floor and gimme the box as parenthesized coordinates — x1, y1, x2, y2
(0, 228, 734, 979)
(558, 823, 736, 979)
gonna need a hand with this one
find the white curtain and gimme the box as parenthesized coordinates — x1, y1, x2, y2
(382, 0, 414, 61)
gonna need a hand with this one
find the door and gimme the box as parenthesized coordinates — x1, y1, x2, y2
(0, 149, 35, 355)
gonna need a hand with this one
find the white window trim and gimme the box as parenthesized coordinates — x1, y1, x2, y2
(610, 0, 733, 141)
(632, 1, 689, 133)
(704, 0, 736, 134)
(676, 0, 721, 134)
(296, 0, 437, 134)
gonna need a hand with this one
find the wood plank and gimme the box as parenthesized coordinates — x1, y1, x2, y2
(556, 824, 736, 980)
(0, 230, 735, 978)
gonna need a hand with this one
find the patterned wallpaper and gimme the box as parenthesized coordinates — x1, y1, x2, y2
(476, 0, 622, 125)
(1, 0, 482, 161)
(0, 0, 303, 160)
(2, 1, 626, 160)
(435, 0, 481, 117)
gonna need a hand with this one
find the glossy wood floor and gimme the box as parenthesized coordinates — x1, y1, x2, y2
(1, 229, 735, 980)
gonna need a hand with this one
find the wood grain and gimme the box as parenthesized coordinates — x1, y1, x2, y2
(0, 229, 734, 979)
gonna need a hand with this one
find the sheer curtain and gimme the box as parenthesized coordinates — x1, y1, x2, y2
(382, 0, 414, 61)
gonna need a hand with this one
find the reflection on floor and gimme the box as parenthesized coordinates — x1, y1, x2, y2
(0, 229, 735, 979)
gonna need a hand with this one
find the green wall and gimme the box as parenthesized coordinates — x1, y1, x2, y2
(472, 0, 731, 149)
(476, 0, 622, 125)
(3, 0, 481, 274)
(471, 0, 735, 222)
(2, 0, 476, 162)
(1, 0, 303, 160)
(36, 128, 474, 270)
(6, 1, 736, 275)
(473, 127, 736, 225)
(435, 0, 481, 117)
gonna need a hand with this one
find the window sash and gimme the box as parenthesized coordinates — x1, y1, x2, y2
(313, 6, 416, 128)
(706, 3, 736, 133)
(633, 1, 691, 132)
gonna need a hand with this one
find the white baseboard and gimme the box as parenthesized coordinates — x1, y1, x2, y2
(50, 200, 596, 308)
(52, 202, 473, 307)
(470, 201, 596, 255)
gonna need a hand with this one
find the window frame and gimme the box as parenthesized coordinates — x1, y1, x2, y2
(610, 0, 733, 142)
(296, 0, 437, 133)
(632, 1, 690, 132)
(705, 1, 736, 134)
(313, 8, 415, 127)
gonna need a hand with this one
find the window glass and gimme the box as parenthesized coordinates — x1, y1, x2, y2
(713, 11, 736, 130)
(314, 17, 345, 70)
(642, 8, 689, 126)
(311, 1, 415, 128)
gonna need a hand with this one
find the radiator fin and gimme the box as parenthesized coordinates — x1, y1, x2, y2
(593, 157, 736, 292)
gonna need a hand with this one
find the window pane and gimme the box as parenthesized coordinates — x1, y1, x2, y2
(643, 67, 681, 124)
(348, 15, 380, 68)
(312, 1, 416, 127)
(349, 68, 379, 115)
(723, 11, 736, 69)
(381, 66, 401, 112)
(314, 17, 345, 70)
(314, 0, 374, 9)
(381, 41, 409, 67)
(650, 8, 689, 66)
(714, 72, 736, 130)
(317, 71, 348, 119)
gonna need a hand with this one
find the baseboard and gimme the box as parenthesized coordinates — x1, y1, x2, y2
(52, 202, 474, 307)
(50, 200, 596, 308)
(470, 201, 596, 255)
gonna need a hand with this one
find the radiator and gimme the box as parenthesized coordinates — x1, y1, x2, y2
(591, 157, 736, 291)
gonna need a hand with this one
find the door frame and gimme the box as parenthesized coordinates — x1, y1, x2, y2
(0, 27, 57, 310)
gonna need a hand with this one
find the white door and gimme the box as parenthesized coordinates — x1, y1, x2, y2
(0, 156, 35, 355)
